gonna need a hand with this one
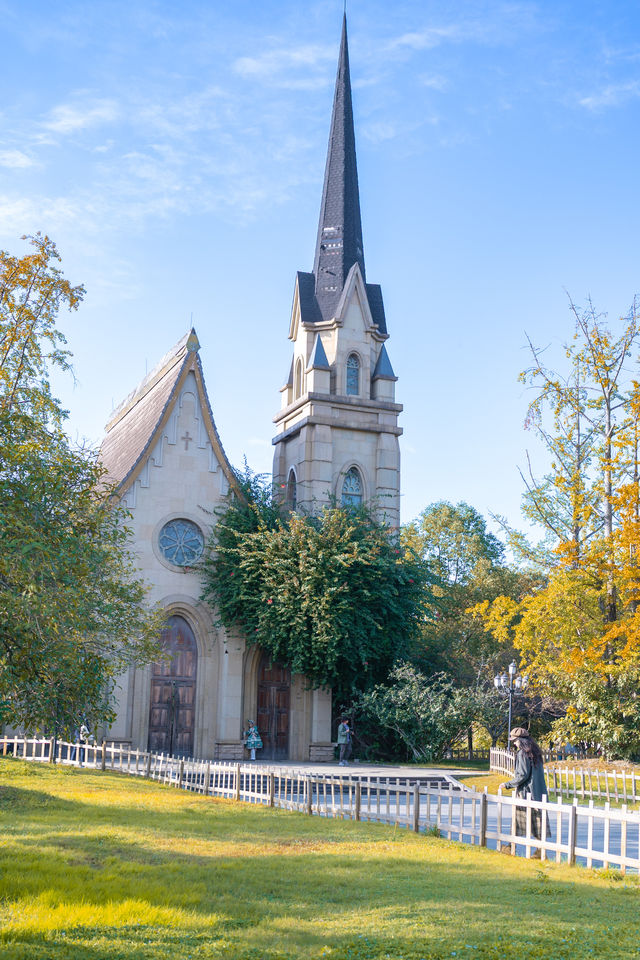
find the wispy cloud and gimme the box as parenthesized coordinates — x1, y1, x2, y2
(233, 43, 334, 89)
(418, 74, 448, 91)
(42, 98, 120, 135)
(578, 81, 640, 110)
(0, 193, 81, 227)
(389, 25, 464, 51)
(386, 4, 542, 57)
(0, 149, 36, 168)
(362, 120, 401, 144)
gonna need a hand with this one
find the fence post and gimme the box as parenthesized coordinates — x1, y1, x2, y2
(479, 789, 488, 847)
(354, 781, 361, 822)
(269, 773, 275, 808)
(620, 804, 628, 875)
(145, 752, 152, 779)
(205, 762, 211, 795)
(307, 776, 313, 816)
(413, 783, 420, 833)
(235, 763, 241, 802)
(178, 758, 185, 790)
(567, 800, 577, 866)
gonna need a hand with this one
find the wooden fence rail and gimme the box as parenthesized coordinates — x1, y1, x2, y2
(490, 747, 640, 804)
(3, 737, 639, 874)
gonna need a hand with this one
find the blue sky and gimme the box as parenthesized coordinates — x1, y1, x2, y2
(2, 0, 640, 532)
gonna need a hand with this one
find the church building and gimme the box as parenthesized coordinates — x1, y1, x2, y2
(99, 16, 401, 762)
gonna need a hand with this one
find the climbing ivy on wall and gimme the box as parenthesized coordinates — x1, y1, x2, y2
(200, 470, 434, 704)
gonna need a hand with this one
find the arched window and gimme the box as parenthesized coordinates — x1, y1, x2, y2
(346, 353, 360, 396)
(341, 467, 363, 507)
(286, 469, 297, 510)
(294, 358, 303, 399)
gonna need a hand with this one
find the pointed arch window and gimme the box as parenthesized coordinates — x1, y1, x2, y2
(294, 358, 303, 399)
(346, 353, 360, 396)
(286, 469, 297, 510)
(341, 467, 363, 507)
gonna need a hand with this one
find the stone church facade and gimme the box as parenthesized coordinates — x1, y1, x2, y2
(100, 17, 401, 762)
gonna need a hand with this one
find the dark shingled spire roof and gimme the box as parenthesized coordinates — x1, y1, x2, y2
(313, 14, 364, 321)
(295, 16, 387, 334)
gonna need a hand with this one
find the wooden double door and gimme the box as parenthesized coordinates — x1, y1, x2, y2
(148, 615, 197, 758)
(257, 654, 290, 760)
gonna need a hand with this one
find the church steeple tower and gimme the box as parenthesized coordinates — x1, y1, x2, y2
(273, 16, 402, 526)
(313, 15, 365, 320)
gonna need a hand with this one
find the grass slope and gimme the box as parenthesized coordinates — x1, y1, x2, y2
(1, 759, 638, 960)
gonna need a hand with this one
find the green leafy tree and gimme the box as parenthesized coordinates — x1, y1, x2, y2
(0, 234, 163, 738)
(201, 470, 434, 706)
(359, 664, 478, 762)
(402, 502, 538, 681)
(403, 502, 548, 749)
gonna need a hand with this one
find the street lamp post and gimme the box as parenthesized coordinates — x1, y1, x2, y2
(494, 660, 527, 747)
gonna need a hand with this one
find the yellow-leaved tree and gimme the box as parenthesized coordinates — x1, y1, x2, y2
(476, 298, 640, 757)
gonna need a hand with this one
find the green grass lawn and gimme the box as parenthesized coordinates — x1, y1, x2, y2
(2, 759, 639, 960)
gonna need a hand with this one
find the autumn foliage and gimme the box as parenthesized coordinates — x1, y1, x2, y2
(477, 298, 640, 756)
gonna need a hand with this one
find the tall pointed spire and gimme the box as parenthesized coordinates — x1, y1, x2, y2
(313, 15, 365, 320)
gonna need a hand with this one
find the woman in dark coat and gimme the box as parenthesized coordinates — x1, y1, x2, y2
(499, 726, 549, 841)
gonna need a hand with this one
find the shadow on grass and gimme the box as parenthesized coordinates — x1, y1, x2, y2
(2, 764, 639, 959)
(0, 784, 80, 812)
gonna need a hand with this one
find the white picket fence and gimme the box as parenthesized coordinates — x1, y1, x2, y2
(4, 737, 640, 874)
(490, 747, 640, 804)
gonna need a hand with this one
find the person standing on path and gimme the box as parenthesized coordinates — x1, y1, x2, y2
(337, 717, 352, 766)
(244, 721, 263, 761)
(499, 726, 549, 848)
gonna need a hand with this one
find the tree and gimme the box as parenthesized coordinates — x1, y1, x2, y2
(0, 234, 163, 737)
(201, 469, 434, 706)
(403, 501, 504, 587)
(402, 503, 541, 722)
(359, 664, 478, 762)
(478, 298, 640, 757)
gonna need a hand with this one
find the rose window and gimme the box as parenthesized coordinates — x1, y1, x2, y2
(158, 519, 204, 566)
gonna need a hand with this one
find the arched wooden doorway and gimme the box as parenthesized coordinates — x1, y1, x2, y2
(256, 653, 290, 760)
(148, 615, 197, 757)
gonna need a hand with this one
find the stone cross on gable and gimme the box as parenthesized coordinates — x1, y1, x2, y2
(181, 431, 193, 451)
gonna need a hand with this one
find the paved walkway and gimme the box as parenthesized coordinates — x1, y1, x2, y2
(233, 760, 484, 780)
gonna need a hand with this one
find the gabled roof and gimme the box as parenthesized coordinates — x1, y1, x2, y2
(100, 328, 237, 495)
(295, 268, 387, 335)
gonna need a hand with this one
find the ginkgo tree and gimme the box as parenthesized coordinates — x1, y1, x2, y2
(477, 297, 640, 757)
